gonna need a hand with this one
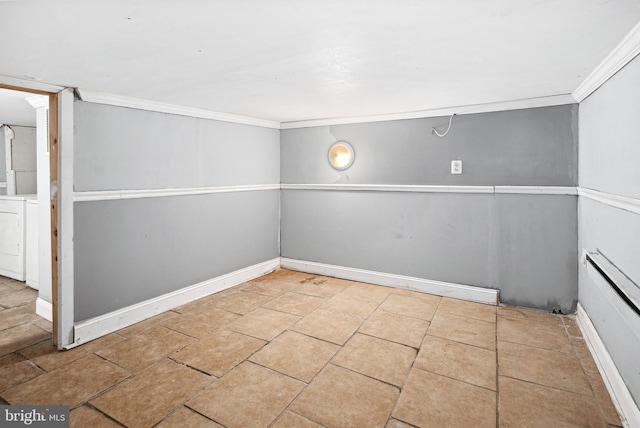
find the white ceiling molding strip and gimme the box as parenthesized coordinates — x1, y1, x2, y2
(578, 187, 640, 216)
(0, 75, 65, 93)
(280, 94, 576, 129)
(573, 20, 640, 102)
(74, 184, 280, 202)
(281, 184, 494, 193)
(495, 186, 578, 195)
(76, 89, 281, 130)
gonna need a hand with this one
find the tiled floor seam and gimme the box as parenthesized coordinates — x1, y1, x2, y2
(83, 402, 127, 427)
(167, 356, 219, 378)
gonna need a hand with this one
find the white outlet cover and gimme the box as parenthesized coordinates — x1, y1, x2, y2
(451, 160, 462, 174)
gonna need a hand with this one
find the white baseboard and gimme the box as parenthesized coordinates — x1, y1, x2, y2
(71, 258, 280, 347)
(36, 297, 52, 322)
(280, 258, 498, 305)
(576, 303, 640, 427)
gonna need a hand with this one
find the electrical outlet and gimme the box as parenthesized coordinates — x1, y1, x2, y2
(451, 160, 462, 174)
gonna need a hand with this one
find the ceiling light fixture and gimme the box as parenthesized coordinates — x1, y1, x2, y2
(328, 141, 355, 170)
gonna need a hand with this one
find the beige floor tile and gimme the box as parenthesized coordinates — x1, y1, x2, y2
(117, 311, 179, 337)
(92, 360, 211, 428)
(415, 335, 496, 390)
(292, 308, 363, 345)
(96, 326, 194, 372)
(295, 280, 352, 298)
(70, 405, 121, 428)
(242, 279, 301, 297)
(572, 338, 600, 373)
(2, 354, 130, 407)
(212, 291, 272, 315)
(187, 361, 304, 428)
(320, 276, 355, 289)
(585, 370, 622, 426)
(226, 308, 300, 341)
(162, 306, 240, 339)
(428, 311, 496, 350)
(378, 293, 439, 321)
(0, 282, 20, 295)
(263, 292, 326, 316)
(498, 305, 565, 327)
(271, 411, 323, 428)
(499, 376, 606, 427)
(0, 303, 38, 331)
(342, 282, 392, 303)
(33, 317, 52, 333)
(562, 315, 583, 338)
(172, 329, 265, 377)
(173, 292, 229, 314)
(386, 419, 416, 428)
(393, 368, 496, 428)
(250, 330, 338, 382)
(497, 314, 572, 353)
(438, 297, 496, 323)
(0, 353, 43, 392)
(359, 310, 429, 349)
(332, 333, 416, 387)
(391, 287, 443, 301)
(276, 270, 318, 283)
(26, 333, 124, 372)
(498, 341, 591, 395)
(0, 288, 38, 308)
(290, 364, 399, 427)
(156, 407, 223, 427)
(321, 293, 381, 318)
(0, 323, 51, 357)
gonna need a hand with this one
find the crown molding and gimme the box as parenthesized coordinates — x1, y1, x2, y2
(573, 20, 640, 102)
(0, 75, 64, 94)
(280, 94, 576, 129)
(76, 89, 281, 130)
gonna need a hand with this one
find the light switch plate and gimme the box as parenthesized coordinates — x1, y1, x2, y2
(451, 160, 462, 174)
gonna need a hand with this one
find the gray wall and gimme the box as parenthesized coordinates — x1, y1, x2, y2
(73, 101, 280, 321)
(281, 105, 579, 311)
(579, 54, 640, 405)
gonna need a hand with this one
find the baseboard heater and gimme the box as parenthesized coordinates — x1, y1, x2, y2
(585, 251, 640, 317)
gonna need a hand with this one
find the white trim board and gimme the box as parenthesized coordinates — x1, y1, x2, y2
(76, 89, 281, 130)
(495, 186, 577, 195)
(281, 258, 498, 305)
(281, 184, 493, 193)
(281, 94, 576, 129)
(283, 184, 578, 196)
(578, 187, 640, 216)
(573, 20, 640, 102)
(74, 184, 280, 202)
(73, 184, 582, 201)
(36, 297, 52, 322)
(576, 303, 640, 427)
(71, 258, 280, 347)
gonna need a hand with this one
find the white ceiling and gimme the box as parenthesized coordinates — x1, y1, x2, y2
(1, 1, 639, 124)
(0, 88, 37, 127)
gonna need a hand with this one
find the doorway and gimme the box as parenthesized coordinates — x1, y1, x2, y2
(0, 83, 60, 348)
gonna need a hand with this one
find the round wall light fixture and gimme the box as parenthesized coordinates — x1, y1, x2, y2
(328, 141, 355, 170)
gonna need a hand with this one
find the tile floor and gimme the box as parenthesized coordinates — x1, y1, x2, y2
(0, 270, 623, 427)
